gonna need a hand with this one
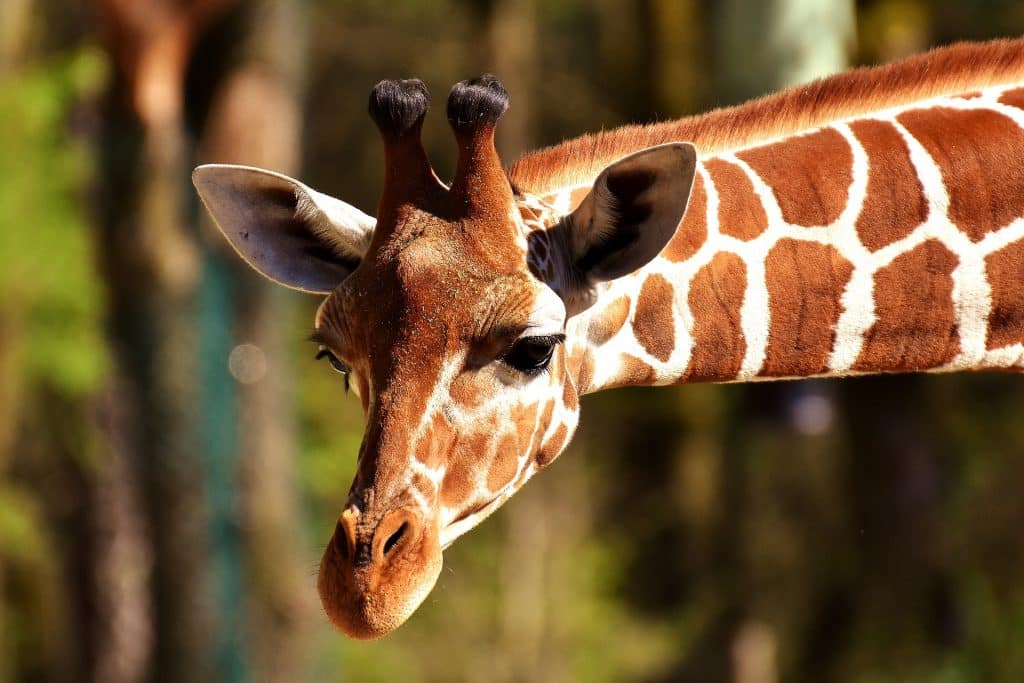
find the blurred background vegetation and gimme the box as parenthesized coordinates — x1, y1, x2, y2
(2, 0, 1024, 681)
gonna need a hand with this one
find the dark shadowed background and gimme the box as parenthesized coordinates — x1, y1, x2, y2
(2, 0, 1024, 681)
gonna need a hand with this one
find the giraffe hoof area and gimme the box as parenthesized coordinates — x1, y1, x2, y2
(317, 506, 442, 639)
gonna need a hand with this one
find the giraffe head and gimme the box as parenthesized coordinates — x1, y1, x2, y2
(193, 76, 697, 638)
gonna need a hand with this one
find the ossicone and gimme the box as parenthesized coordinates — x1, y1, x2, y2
(368, 78, 430, 138)
(445, 74, 513, 216)
(367, 78, 445, 223)
(446, 74, 509, 134)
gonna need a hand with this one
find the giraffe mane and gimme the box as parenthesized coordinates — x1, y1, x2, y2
(508, 37, 1024, 196)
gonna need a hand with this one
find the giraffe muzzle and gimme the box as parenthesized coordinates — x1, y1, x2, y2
(317, 503, 442, 639)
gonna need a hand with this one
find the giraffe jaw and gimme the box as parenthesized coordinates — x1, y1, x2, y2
(439, 480, 526, 550)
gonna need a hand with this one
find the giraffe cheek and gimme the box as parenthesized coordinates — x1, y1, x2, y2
(486, 434, 520, 492)
(536, 423, 569, 468)
(562, 373, 579, 413)
(440, 431, 489, 509)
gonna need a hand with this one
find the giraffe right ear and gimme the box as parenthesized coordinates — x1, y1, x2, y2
(565, 142, 697, 284)
(193, 164, 375, 294)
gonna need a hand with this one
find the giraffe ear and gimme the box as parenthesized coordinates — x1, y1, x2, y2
(193, 164, 375, 294)
(566, 142, 697, 283)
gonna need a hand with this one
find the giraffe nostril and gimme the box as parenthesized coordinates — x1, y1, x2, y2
(383, 521, 408, 556)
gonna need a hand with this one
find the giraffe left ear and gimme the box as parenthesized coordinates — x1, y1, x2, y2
(565, 142, 697, 284)
(193, 164, 375, 294)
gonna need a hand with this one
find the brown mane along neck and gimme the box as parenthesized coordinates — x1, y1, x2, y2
(509, 37, 1024, 196)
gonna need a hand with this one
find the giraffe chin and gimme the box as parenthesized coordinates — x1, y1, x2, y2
(316, 519, 443, 639)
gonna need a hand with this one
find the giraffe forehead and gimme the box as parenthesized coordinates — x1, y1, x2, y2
(390, 245, 542, 326)
(386, 211, 533, 286)
(317, 240, 557, 361)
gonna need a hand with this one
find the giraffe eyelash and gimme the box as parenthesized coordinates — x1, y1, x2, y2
(498, 333, 566, 357)
(315, 347, 351, 394)
(500, 334, 564, 376)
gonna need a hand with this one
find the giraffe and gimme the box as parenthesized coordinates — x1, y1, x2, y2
(193, 38, 1024, 639)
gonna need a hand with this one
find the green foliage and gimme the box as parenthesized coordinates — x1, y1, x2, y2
(0, 485, 46, 564)
(0, 47, 108, 397)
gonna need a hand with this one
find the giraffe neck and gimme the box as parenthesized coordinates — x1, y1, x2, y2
(559, 84, 1024, 393)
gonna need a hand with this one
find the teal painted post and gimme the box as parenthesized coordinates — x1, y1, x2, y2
(198, 248, 247, 683)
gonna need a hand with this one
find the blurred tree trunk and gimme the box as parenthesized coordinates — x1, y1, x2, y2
(594, 0, 703, 120)
(713, 0, 854, 102)
(648, 0, 703, 116)
(0, 317, 21, 682)
(93, 1, 235, 680)
(194, 2, 313, 681)
(0, 0, 32, 73)
(0, 0, 19, 634)
(594, 0, 654, 122)
(88, 384, 154, 683)
(1, 2, 154, 681)
(96, 1, 313, 681)
(838, 377, 960, 663)
(0, 6, 34, 678)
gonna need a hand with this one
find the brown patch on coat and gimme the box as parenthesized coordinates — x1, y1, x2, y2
(897, 107, 1024, 241)
(449, 374, 483, 409)
(955, 91, 983, 99)
(705, 158, 769, 240)
(411, 473, 435, 498)
(760, 240, 853, 377)
(486, 434, 520, 492)
(738, 127, 853, 227)
(536, 424, 568, 468)
(420, 413, 452, 467)
(684, 252, 747, 381)
(849, 119, 929, 251)
(561, 375, 579, 412)
(611, 354, 657, 387)
(538, 187, 591, 212)
(985, 239, 1024, 349)
(588, 295, 631, 345)
(537, 401, 555, 439)
(854, 240, 960, 371)
(998, 86, 1024, 110)
(663, 172, 707, 262)
(574, 350, 596, 394)
(633, 274, 676, 362)
(511, 402, 538, 435)
(441, 431, 489, 508)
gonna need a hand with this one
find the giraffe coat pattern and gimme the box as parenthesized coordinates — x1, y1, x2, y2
(193, 39, 1024, 638)
(530, 84, 1024, 389)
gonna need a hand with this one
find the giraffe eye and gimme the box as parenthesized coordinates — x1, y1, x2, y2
(502, 334, 564, 375)
(315, 348, 352, 393)
(316, 348, 349, 374)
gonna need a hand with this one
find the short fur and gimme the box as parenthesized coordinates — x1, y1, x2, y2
(509, 38, 1024, 194)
